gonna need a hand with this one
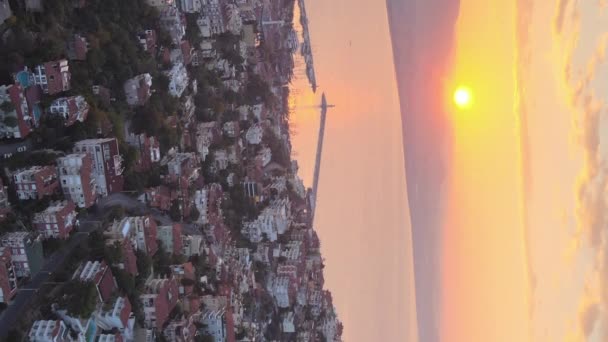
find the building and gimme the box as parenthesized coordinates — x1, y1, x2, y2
(123, 73, 152, 107)
(159, 6, 185, 44)
(200, 0, 225, 36)
(157, 224, 183, 255)
(200, 295, 229, 342)
(145, 0, 174, 7)
(95, 296, 135, 340)
(33, 201, 78, 239)
(269, 276, 296, 308)
(32, 59, 71, 95)
(92, 85, 111, 107)
(73, 138, 124, 196)
(28, 320, 72, 342)
(66, 34, 89, 61)
(72, 260, 117, 302)
(13, 165, 59, 200)
(169, 262, 194, 296)
(163, 152, 200, 184)
(0, 231, 43, 278)
(106, 216, 158, 256)
(126, 133, 161, 172)
(48, 95, 90, 126)
(141, 186, 174, 212)
(164, 62, 189, 97)
(57, 153, 97, 208)
(137, 29, 157, 54)
(179, 0, 201, 12)
(140, 277, 179, 330)
(0, 83, 33, 139)
(222, 121, 240, 138)
(105, 238, 138, 276)
(245, 124, 263, 144)
(0, 247, 17, 303)
(181, 234, 204, 257)
(0, 179, 11, 221)
(98, 334, 124, 342)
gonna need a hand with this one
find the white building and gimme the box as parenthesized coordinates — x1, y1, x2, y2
(48, 96, 89, 126)
(0, 84, 31, 139)
(242, 198, 291, 242)
(28, 320, 73, 342)
(200, 0, 225, 36)
(73, 138, 124, 196)
(257, 147, 272, 167)
(179, 0, 201, 12)
(181, 234, 204, 257)
(57, 153, 97, 208)
(160, 6, 185, 44)
(269, 276, 292, 308)
(124, 73, 152, 107)
(200, 295, 228, 342)
(106, 216, 157, 256)
(245, 124, 263, 145)
(95, 296, 135, 341)
(145, 0, 174, 7)
(164, 63, 189, 97)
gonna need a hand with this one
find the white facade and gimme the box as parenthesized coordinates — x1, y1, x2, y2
(95, 296, 135, 341)
(164, 63, 189, 97)
(269, 276, 291, 308)
(73, 138, 123, 197)
(160, 6, 185, 44)
(57, 153, 96, 208)
(242, 198, 291, 243)
(48, 96, 89, 124)
(179, 0, 201, 12)
(245, 124, 263, 145)
(0, 84, 29, 139)
(181, 234, 204, 257)
(108, 216, 153, 254)
(124, 73, 152, 107)
(29, 320, 73, 342)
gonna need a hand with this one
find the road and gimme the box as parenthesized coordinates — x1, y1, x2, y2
(0, 193, 202, 337)
(0, 139, 31, 158)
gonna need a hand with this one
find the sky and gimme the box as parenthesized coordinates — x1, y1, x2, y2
(294, 0, 608, 341)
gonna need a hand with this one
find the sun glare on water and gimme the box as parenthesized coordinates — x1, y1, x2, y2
(453, 86, 473, 109)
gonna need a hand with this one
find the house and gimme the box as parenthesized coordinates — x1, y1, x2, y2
(126, 133, 161, 172)
(48, 95, 90, 126)
(138, 29, 157, 55)
(56, 153, 97, 208)
(195, 122, 219, 161)
(33, 201, 78, 239)
(124, 73, 152, 107)
(66, 34, 89, 61)
(0, 179, 11, 221)
(140, 277, 179, 330)
(200, 295, 231, 342)
(145, 0, 174, 7)
(169, 262, 194, 296)
(106, 238, 138, 276)
(0, 231, 43, 278)
(179, 0, 201, 12)
(0, 247, 17, 303)
(159, 6, 185, 44)
(181, 234, 204, 257)
(180, 40, 193, 65)
(106, 216, 158, 256)
(72, 260, 117, 302)
(95, 296, 135, 341)
(245, 123, 263, 144)
(142, 185, 174, 212)
(157, 224, 183, 255)
(200, 0, 225, 36)
(32, 59, 71, 95)
(164, 63, 189, 97)
(0, 84, 33, 139)
(222, 121, 240, 138)
(28, 320, 72, 342)
(73, 138, 124, 196)
(13, 165, 59, 200)
(163, 315, 198, 342)
(162, 152, 200, 184)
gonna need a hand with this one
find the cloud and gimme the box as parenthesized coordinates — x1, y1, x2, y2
(514, 0, 537, 334)
(554, 0, 572, 35)
(556, 2, 608, 339)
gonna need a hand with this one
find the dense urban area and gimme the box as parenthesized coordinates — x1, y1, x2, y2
(0, 0, 342, 341)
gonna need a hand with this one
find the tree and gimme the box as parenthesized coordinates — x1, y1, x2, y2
(136, 249, 152, 279)
(0, 101, 15, 113)
(62, 281, 98, 318)
(2, 116, 17, 127)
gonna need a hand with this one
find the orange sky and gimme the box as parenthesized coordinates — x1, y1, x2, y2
(441, 0, 531, 341)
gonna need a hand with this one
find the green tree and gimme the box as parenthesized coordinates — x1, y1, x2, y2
(0, 101, 15, 113)
(2, 116, 17, 127)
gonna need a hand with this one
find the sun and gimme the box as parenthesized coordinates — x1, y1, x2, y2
(453, 86, 473, 109)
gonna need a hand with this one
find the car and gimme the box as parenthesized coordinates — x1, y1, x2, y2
(16, 146, 26, 152)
